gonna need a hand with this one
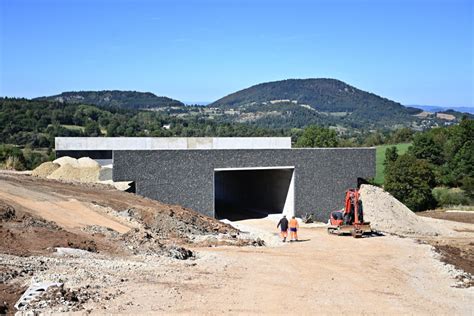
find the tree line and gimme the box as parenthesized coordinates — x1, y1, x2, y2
(384, 118, 473, 211)
(1, 93, 471, 209)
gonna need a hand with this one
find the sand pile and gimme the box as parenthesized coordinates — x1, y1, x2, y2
(77, 157, 100, 169)
(34, 157, 100, 182)
(53, 156, 80, 168)
(32, 162, 60, 177)
(33, 156, 129, 189)
(48, 164, 100, 183)
(359, 184, 448, 236)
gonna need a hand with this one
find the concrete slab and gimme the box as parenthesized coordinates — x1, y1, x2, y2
(55, 137, 292, 151)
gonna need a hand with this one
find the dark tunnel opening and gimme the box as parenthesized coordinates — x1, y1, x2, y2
(214, 168, 294, 221)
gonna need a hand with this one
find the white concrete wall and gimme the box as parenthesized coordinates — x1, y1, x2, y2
(282, 170, 295, 217)
(55, 137, 292, 150)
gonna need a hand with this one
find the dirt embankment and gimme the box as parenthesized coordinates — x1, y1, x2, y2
(0, 173, 237, 240)
(0, 172, 251, 314)
(0, 173, 246, 260)
(0, 201, 104, 256)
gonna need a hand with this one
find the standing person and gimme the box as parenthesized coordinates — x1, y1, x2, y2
(277, 215, 289, 242)
(289, 216, 299, 241)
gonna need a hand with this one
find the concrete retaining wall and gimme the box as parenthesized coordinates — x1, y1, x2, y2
(113, 148, 375, 221)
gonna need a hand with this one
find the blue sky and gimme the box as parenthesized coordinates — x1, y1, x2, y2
(1, 0, 472, 106)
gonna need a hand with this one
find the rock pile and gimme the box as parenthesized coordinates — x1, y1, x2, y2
(26, 283, 124, 313)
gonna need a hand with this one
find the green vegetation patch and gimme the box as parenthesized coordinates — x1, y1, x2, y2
(432, 187, 472, 208)
(47, 124, 85, 131)
(375, 143, 411, 185)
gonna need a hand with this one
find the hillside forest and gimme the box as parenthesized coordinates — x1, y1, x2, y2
(0, 97, 472, 212)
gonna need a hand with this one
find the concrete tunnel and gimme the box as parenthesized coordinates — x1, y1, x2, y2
(214, 167, 295, 220)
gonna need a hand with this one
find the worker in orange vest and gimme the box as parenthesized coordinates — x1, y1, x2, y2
(289, 216, 299, 241)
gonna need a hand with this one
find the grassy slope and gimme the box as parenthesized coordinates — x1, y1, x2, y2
(62, 124, 85, 131)
(375, 143, 411, 185)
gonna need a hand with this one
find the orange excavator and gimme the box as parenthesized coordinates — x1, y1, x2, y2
(327, 188, 372, 238)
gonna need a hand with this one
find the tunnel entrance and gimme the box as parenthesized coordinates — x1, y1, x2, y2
(214, 167, 294, 220)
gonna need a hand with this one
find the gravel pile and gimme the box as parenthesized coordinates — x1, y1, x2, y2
(26, 284, 109, 313)
(31, 162, 60, 177)
(359, 185, 449, 236)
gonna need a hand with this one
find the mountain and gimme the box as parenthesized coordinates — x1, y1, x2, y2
(36, 90, 184, 109)
(408, 105, 474, 115)
(209, 78, 422, 129)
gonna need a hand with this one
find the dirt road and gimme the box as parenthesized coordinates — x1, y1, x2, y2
(94, 219, 473, 315)
(1, 173, 473, 315)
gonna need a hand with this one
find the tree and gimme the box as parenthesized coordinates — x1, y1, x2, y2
(410, 133, 444, 165)
(384, 154, 437, 212)
(84, 120, 102, 137)
(295, 125, 339, 147)
(389, 128, 413, 144)
(449, 140, 474, 186)
(363, 132, 385, 147)
(461, 177, 474, 199)
(384, 146, 398, 167)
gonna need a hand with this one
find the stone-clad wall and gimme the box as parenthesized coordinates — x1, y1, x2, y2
(113, 148, 375, 221)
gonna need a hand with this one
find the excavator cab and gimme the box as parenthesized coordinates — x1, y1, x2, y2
(328, 189, 372, 238)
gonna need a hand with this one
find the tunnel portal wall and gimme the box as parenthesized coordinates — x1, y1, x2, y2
(112, 148, 375, 222)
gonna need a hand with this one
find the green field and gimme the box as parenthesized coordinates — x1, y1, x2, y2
(62, 124, 85, 131)
(47, 124, 85, 131)
(375, 143, 411, 185)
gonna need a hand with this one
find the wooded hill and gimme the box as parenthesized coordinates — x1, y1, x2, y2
(36, 90, 184, 109)
(32, 79, 471, 130)
(210, 78, 426, 129)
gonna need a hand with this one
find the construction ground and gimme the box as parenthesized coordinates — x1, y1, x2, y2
(0, 170, 473, 315)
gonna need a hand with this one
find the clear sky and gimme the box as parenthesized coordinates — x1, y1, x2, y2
(0, 0, 472, 106)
